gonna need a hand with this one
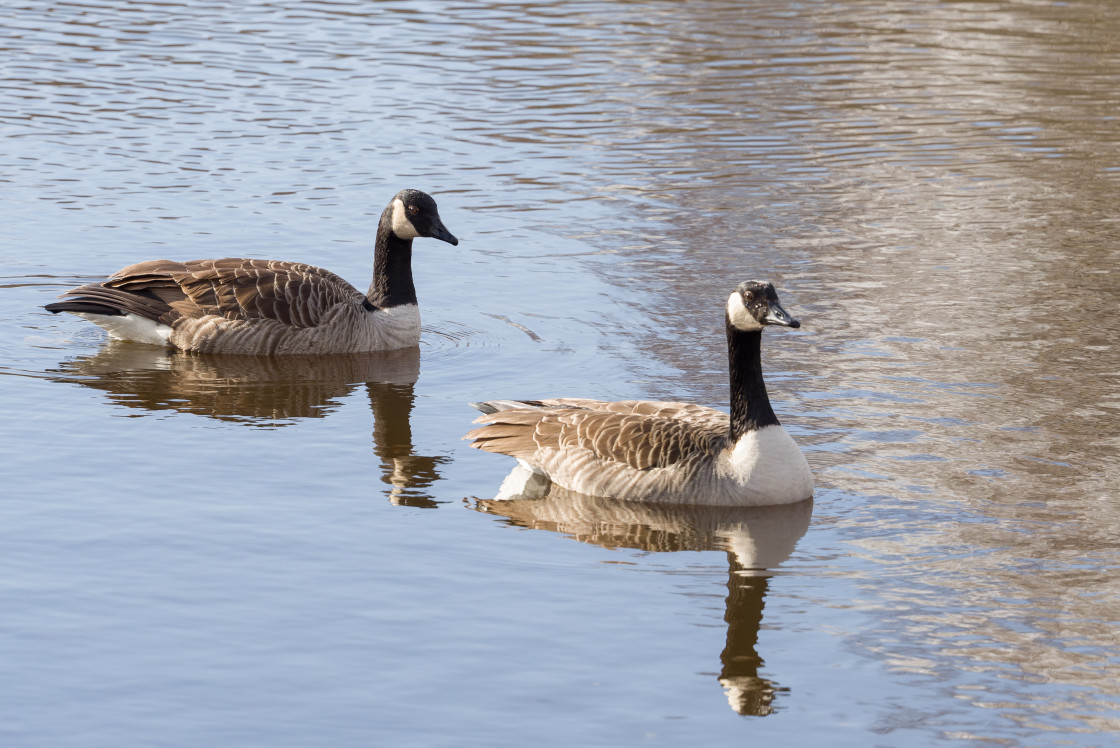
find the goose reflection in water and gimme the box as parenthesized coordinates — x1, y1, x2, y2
(473, 466, 812, 716)
(48, 341, 446, 507)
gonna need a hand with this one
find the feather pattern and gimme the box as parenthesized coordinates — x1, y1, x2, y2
(464, 282, 814, 506)
(45, 189, 458, 355)
(468, 399, 729, 467)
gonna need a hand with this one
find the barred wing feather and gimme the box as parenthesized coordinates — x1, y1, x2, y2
(105, 258, 364, 327)
(467, 400, 730, 471)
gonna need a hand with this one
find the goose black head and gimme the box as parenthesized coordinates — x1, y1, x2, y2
(388, 189, 459, 246)
(726, 280, 800, 332)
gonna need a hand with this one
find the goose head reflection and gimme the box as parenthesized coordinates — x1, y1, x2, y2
(473, 465, 813, 716)
(49, 340, 446, 507)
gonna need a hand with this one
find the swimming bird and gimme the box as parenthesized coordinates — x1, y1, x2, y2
(465, 281, 813, 506)
(44, 189, 458, 355)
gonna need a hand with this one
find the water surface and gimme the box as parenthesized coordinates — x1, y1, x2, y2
(3, 1, 1119, 745)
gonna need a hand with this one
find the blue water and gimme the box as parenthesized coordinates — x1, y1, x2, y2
(3, 1, 1120, 745)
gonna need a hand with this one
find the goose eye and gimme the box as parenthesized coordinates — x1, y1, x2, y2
(407, 205, 420, 216)
(742, 291, 754, 302)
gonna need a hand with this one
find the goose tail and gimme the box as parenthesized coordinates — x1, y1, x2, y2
(44, 300, 124, 315)
(468, 399, 547, 415)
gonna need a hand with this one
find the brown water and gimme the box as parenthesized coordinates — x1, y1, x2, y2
(3, 1, 1119, 745)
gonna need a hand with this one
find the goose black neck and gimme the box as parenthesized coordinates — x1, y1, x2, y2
(726, 318, 780, 440)
(366, 217, 416, 309)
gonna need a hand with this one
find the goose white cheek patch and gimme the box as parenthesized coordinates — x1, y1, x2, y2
(390, 199, 421, 239)
(726, 292, 761, 331)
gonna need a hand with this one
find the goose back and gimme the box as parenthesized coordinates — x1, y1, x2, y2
(55, 258, 416, 355)
(467, 398, 810, 505)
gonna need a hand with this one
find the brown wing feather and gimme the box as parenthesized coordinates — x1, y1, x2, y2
(51, 280, 178, 322)
(98, 258, 363, 328)
(466, 401, 729, 471)
(541, 398, 727, 429)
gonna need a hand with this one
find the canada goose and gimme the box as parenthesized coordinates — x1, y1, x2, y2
(465, 280, 813, 506)
(44, 189, 458, 355)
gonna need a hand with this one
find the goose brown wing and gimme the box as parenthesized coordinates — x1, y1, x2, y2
(105, 258, 364, 327)
(541, 398, 730, 431)
(467, 402, 729, 471)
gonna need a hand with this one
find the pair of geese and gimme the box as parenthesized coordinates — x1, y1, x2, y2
(46, 189, 813, 506)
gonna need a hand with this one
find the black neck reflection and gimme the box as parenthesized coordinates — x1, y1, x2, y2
(367, 379, 447, 508)
(718, 559, 789, 716)
(49, 340, 445, 505)
(473, 473, 812, 716)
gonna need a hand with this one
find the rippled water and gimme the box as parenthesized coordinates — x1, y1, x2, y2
(3, 1, 1119, 745)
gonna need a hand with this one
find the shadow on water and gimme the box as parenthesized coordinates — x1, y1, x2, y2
(46, 341, 447, 507)
(473, 468, 813, 717)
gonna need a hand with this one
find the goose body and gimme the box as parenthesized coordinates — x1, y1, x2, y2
(465, 281, 813, 506)
(44, 189, 457, 355)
